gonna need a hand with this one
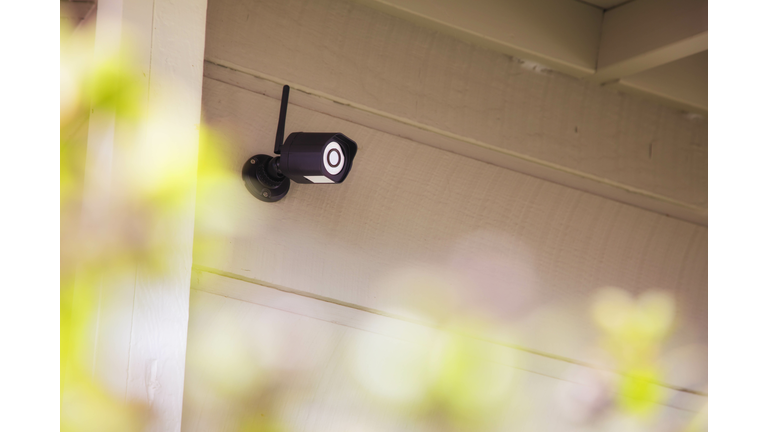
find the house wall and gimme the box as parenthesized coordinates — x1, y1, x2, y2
(182, 0, 708, 429)
(203, 0, 708, 220)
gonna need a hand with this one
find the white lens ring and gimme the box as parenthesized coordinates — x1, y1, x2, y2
(323, 141, 344, 175)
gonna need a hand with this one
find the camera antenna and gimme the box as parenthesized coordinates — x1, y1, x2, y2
(274, 85, 290, 154)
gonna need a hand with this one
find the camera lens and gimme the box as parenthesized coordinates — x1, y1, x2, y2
(323, 142, 345, 175)
(328, 149, 340, 167)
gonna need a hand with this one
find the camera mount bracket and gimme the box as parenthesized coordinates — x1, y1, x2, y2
(242, 85, 292, 202)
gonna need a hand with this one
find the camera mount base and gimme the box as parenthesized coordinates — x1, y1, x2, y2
(242, 154, 290, 202)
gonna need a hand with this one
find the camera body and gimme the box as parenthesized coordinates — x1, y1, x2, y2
(279, 132, 357, 184)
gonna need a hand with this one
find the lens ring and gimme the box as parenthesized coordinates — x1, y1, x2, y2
(323, 142, 344, 175)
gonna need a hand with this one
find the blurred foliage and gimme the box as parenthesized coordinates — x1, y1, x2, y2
(61, 17, 149, 431)
(592, 288, 676, 417)
(420, 334, 517, 430)
(61, 17, 239, 432)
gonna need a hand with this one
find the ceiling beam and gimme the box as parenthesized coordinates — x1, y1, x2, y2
(604, 50, 708, 115)
(592, 0, 707, 83)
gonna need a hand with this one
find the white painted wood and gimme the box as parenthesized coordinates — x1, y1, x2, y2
(204, 0, 707, 213)
(593, 0, 708, 83)
(182, 285, 705, 431)
(76, 0, 125, 396)
(349, 0, 603, 77)
(124, 0, 208, 430)
(606, 51, 707, 115)
(194, 76, 708, 388)
(76, 0, 208, 431)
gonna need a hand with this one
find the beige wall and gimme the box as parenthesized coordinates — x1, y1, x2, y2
(182, 0, 708, 429)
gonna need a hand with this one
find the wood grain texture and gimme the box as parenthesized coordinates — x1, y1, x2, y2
(194, 77, 708, 388)
(204, 0, 707, 212)
(181, 286, 704, 432)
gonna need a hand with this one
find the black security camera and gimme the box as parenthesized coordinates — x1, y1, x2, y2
(242, 85, 358, 202)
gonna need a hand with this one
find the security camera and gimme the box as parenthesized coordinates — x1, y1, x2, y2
(242, 85, 358, 202)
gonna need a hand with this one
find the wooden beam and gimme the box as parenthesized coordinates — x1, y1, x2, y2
(593, 0, 707, 83)
(351, 0, 603, 78)
(605, 51, 708, 115)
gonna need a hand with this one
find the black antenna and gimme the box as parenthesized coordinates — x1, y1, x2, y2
(274, 85, 290, 154)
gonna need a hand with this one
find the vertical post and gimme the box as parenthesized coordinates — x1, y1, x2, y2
(77, 1, 208, 431)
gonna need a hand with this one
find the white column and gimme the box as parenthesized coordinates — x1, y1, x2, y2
(79, 0, 208, 430)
